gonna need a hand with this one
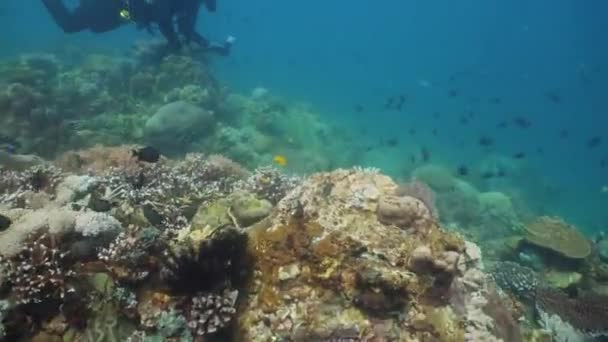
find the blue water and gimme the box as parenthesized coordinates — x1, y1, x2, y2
(3, 0, 608, 232)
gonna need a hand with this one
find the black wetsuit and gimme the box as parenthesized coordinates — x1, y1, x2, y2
(42, 0, 226, 53)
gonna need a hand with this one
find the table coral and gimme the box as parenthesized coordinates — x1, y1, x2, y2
(524, 216, 591, 259)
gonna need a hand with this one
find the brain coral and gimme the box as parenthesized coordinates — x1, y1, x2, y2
(523, 216, 590, 259)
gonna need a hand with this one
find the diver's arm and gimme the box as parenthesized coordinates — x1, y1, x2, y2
(176, 2, 210, 47)
(41, 0, 89, 33)
(203, 0, 217, 12)
(157, 19, 181, 50)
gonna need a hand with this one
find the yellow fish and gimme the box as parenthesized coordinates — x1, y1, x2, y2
(273, 155, 287, 166)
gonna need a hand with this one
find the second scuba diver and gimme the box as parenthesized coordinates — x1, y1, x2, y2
(41, 0, 234, 55)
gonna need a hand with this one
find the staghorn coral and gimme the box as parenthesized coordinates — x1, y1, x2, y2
(523, 216, 591, 259)
(238, 166, 301, 204)
(186, 290, 239, 336)
(0, 164, 63, 207)
(0, 232, 76, 305)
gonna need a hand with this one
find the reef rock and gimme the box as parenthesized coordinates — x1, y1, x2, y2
(238, 168, 510, 341)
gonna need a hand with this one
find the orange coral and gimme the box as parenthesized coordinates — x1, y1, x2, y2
(524, 216, 590, 259)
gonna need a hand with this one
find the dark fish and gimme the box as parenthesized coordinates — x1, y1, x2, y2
(432, 128, 438, 136)
(394, 95, 407, 111)
(409, 128, 416, 136)
(0, 214, 11, 232)
(133, 146, 160, 163)
(421, 147, 430, 162)
(497, 169, 507, 177)
(386, 138, 399, 147)
(513, 117, 531, 129)
(448, 89, 459, 97)
(457, 165, 469, 176)
(497, 121, 508, 128)
(354, 104, 364, 113)
(513, 152, 526, 159)
(384, 97, 395, 109)
(588, 136, 602, 148)
(559, 129, 569, 139)
(481, 171, 494, 179)
(478, 136, 494, 147)
(545, 90, 562, 104)
(364, 145, 374, 152)
(489, 97, 502, 104)
(536, 147, 544, 155)
(459, 116, 469, 125)
(410, 155, 416, 163)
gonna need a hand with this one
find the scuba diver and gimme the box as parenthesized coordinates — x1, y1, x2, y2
(41, 0, 234, 55)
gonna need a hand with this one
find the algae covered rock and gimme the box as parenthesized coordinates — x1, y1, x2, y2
(524, 216, 591, 259)
(231, 192, 273, 227)
(237, 169, 498, 341)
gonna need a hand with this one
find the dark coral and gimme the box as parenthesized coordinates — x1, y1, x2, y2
(491, 261, 539, 301)
(536, 288, 608, 337)
(161, 226, 250, 294)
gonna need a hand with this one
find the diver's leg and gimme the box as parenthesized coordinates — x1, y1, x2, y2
(41, 0, 89, 33)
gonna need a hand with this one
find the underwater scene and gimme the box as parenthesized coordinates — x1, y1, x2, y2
(0, 0, 607, 341)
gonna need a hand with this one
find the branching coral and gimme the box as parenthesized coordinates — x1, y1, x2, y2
(238, 166, 301, 204)
(0, 232, 76, 305)
(0, 165, 63, 207)
(186, 290, 239, 336)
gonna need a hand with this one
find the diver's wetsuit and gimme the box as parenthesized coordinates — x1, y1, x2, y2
(41, 0, 228, 54)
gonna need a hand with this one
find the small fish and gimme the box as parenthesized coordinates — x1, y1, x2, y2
(587, 136, 602, 148)
(384, 97, 395, 109)
(133, 146, 160, 163)
(421, 147, 430, 162)
(459, 116, 469, 125)
(478, 136, 494, 147)
(409, 128, 416, 136)
(545, 90, 562, 104)
(481, 171, 494, 179)
(457, 165, 469, 176)
(513, 152, 526, 159)
(513, 117, 531, 129)
(354, 104, 364, 113)
(273, 155, 287, 166)
(386, 138, 399, 147)
(432, 128, 438, 136)
(497, 121, 508, 128)
(559, 129, 569, 139)
(489, 97, 502, 104)
(448, 89, 459, 97)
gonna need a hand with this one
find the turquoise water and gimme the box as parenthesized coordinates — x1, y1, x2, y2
(2, 0, 607, 233)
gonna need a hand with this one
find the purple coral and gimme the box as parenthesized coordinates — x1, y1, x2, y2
(0, 233, 76, 305)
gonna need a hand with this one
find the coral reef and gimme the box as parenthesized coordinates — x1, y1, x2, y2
(523, 216, 591, 259)
(186, 290, 239, 336)
(0, 232, 76, 305)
